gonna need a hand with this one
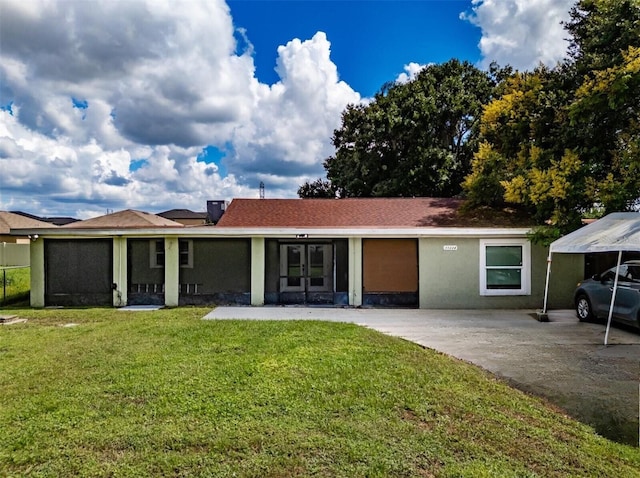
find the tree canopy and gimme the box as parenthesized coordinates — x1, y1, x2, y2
(463, 67, 584, 230)
(300, 59, 497, 198)
(296, 178, 336, 198)
(464, 0, 640, 236)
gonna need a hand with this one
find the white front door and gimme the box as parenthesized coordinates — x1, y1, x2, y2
(280, 244, 332, 293)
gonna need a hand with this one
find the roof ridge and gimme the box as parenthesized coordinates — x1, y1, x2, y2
(131, 209, 158, 224)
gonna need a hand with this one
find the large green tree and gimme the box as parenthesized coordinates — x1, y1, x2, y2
(571, 45, 640, 212)
(566, 0, 640, 74)
(299, 59, 497, 198)
(463, 67, 583, 230)
(566, 0, 640, 211)
(464, 0, 640, 235)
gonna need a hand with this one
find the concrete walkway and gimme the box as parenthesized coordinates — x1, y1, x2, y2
(205, 306, 640, 446)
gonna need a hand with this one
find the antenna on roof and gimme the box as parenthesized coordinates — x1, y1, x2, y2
(259, 181, 265, 199)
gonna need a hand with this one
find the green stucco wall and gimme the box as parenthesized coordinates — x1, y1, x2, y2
(419, 238, 478, 308)
(545, 252, 584, 308)
(418, 237, 583, 309)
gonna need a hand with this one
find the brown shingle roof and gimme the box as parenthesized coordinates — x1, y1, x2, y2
(62, 209, 184, 229)
(0, 211, 56, 234)
(216, 198, 466, 228)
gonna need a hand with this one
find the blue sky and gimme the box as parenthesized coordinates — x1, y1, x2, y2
(228, 0, 481, 97)
(0, 0, 574, 218)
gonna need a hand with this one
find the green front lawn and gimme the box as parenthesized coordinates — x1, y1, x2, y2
(1, 307, 638, 477)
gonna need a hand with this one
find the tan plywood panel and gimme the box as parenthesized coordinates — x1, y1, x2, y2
(363, 239, 418, 292)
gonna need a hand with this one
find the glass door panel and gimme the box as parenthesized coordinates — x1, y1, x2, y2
(280, 245, 304, 291)
(307, 244, 332, 291)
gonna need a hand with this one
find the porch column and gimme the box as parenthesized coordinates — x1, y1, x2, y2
(418, 238, 428, 309)
(348, 237, 362, 306)
(251, 237, 265, 306)
(112, 237, 127, 307)
(164, 237, 179, 306)
(30, 238, 45, 307)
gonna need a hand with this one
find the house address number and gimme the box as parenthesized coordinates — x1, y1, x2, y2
(443, 245, 458, 251)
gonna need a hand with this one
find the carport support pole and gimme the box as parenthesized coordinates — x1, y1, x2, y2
(604, 250, 623, 346)
(542, 253, 552, 314)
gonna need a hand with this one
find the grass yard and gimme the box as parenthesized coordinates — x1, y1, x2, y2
(0, 266, 30, 305)
(1, 307, 639, 477)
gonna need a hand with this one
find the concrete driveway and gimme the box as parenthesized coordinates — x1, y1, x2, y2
(205, 307, 640, 446)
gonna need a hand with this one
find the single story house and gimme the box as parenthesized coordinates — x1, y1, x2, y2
(14, 198, 582, 309)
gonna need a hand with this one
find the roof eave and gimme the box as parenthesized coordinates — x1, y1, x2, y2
(11, 226, 533, 238)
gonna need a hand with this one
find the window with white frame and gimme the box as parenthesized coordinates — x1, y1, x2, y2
(179, 239, 193, 268)
(479, 239, 531, 295)
(150, 239, 193, 268)
(150, 239, 165, 268)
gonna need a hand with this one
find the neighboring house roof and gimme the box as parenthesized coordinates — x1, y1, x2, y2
(10, 210, 79, 226)
(62, 209, 184, 229)
(157, 209, 208, 220)
(216, 198, 470, 228)
(0, 211, 56, 234)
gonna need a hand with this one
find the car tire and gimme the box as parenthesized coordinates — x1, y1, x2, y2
(576, 294, 593, 322)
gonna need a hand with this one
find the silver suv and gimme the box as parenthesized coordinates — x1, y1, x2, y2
(574, 260, 640, 329)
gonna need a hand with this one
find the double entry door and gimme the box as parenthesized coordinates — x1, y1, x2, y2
(280, 244, 333, 295)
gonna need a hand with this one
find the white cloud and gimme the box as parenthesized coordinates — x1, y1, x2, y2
(395, 62, 428, 84)
(462, 0, 575, 70)
(226, 32, 360, 196)
(0, 0, 360, 216)
(0, 109, 253, 217)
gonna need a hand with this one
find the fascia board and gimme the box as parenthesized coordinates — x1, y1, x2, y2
(12, 227, 532, 238)
(10, 228, 181, 237)
(177, 227, 533, 238)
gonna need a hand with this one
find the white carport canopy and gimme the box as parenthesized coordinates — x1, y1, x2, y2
(542, 212, 640, 345)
